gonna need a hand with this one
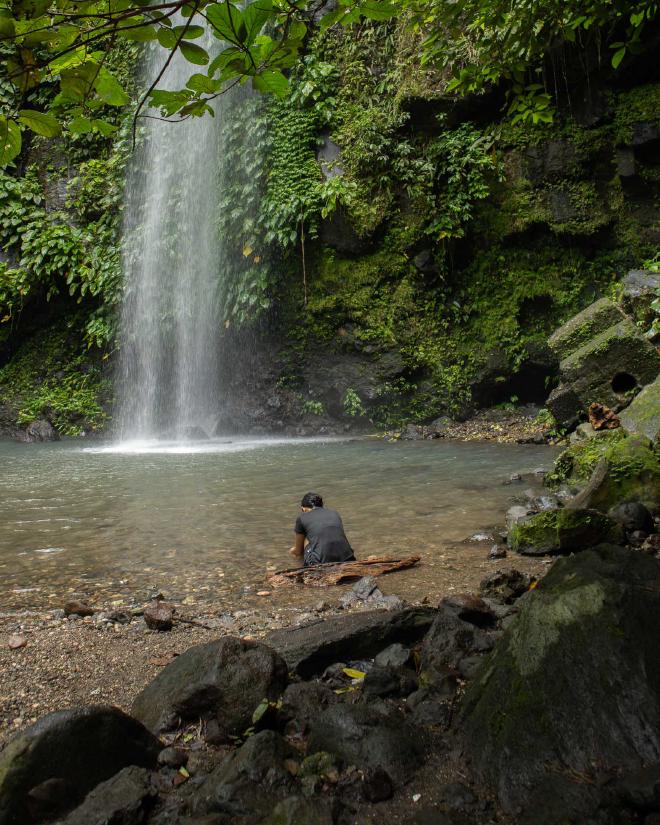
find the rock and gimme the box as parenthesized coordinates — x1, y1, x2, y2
(362, 665, 417, 699)
(479, 568, 534, 604)
(157, 747, 188, 769)
(19, 419, 60, 443)
(622, 269, 660, 328)
(307, 703, 426, 784)
(352, 576, 381, 601)
(266, 607, 436, 678)
(419, 605, 493, 685)
(374, 643, 412, 669)
(0, 706, 160, 825)
(569, 421, 598, 443)
(442, 593, 496, 628)
(460, 544, 660, 823)
(608, 502, 655, 534)
(7, 635, 27, 650)
(488, 544, 507, 560)
(588, 402, 620, 431)
(195, 730, 295, 819)
(64, 601, 94, 617)
(131, 637, 288, 736)
(617, 764, 660, 811)
(24, 777, 72, 822)
(548, 298, 625, 361)
(279, 682, 338, 735)
(629, 530, 648, 547)
(400, 423, 424, 441)
(620, 377, 660, 442)
(505, 505, 534, 530)
(566, 434, 660, 512)
(58, 766, 155, 825)
(361, 767, 393, 803)
(546, 298, 660, 428)
(408, 693, 453, 729)
(507, 507, 623, 556)
(143, 601, 174, 631)
(260, 796, 334, 825)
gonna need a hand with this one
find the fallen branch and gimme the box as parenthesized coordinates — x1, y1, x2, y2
(267, 555, 421, 588)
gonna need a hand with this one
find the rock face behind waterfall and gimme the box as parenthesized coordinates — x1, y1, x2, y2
(460, 544, 660, 824)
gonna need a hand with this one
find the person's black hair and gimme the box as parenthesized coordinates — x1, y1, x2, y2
(301, 492, 323, 508)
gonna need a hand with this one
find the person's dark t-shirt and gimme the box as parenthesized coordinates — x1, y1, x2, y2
(294, 507, 355, 567)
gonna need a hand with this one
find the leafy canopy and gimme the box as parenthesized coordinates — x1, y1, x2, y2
(0, 0, 397, 165)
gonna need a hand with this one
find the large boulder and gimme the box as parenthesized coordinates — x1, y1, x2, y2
(0, 706, 160, 825)
(622, 269, 660, 329)
(131, 637, 288, 736)
(193, 730, 295, 820)
(507, 507, 623, 555)
(566, 434, 660, 513)
(307, 703, 426, 785)
(546, 298, 660, 428)
(460, 545, 660, 824)
(620, 377, 660, 442)
(58, 766, 155, 825)
(266, 608, 436, 678)
(18, 419, 60, 443)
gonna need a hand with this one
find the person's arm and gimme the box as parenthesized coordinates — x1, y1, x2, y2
(288, 532, 305, 559)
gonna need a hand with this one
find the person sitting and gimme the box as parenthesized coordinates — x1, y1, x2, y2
(289, 492, 356, 567)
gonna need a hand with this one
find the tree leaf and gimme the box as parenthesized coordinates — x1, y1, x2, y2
(94, 68, 130, 106)
(18, 108, 61, 138)
(68, 115, 93, 134)
(0, 117, 22, 166)
(251, 69, 289, 97)
(358, 0, 397, 21)
(243, 0, 272, 44)
(342, 667, 366, 679)
(611, 46, 626, 69)
(206, 2, 244, 44)
(157, 27, 177, 48)
(180, 41, 210, 65)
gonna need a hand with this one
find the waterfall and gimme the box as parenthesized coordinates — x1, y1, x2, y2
(116, 40, 224, 442)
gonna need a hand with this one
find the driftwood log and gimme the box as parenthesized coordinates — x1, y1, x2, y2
(267, 554, 421, 588)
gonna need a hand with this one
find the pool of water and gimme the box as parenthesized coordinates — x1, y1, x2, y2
(0, 437, 557, 611)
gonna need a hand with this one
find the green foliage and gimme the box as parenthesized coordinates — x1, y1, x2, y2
(409, 0, 658, 122)
(343, 387, 365, 417)
(302, 398, 325, 415)
(0, 324, 109, 435)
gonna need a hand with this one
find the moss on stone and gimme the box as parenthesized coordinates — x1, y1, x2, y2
(620, 378, 660, 442)
(548, 298, 624, 360)
(507, 508, 623, 555)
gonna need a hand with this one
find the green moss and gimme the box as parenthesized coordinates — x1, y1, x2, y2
(0, 323, 109, 436)
(612, 82, 660, 145)
(507, 508, 622, 554)
(548, 430, 628, 486)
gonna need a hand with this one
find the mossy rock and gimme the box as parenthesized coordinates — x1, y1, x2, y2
(547, 429, 628, 486)
(460, 544, 660, 823)
(570, 434, 660, 513)
(507, 507, 622, 556)
(620, 377, 660, 442)
(548, 297, 625, 361)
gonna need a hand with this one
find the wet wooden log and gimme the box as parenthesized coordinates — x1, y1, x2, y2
(267, 555, 421, 588)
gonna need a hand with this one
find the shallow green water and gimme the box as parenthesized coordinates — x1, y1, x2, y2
(0, 437, 556, 609)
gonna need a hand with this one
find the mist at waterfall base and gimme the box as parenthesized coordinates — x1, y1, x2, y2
(116, 39, 233, 445)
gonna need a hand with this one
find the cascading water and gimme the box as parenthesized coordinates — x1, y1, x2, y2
(116, 39, 224, 442)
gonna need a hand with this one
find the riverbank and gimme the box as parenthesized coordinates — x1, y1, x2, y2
(0, 543, 550, 748)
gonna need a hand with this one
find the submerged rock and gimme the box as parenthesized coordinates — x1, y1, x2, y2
(460, 544, 660, 823)
(507, 507, 623, 555)
(131, 636, 288, 736)
(0, 706, 160, 825)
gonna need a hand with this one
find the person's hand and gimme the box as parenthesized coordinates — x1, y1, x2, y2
(288, 546, 299, 558)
